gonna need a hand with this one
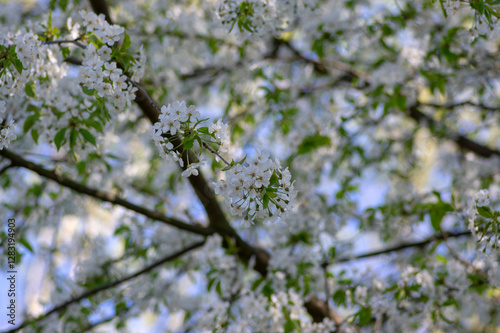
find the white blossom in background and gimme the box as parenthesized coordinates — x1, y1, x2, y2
(444, 0, 461, 16)
(474, 189, 490, 207)
(80, 11, 125, 46)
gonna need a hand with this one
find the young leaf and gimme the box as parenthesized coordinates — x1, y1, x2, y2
(430, 202, 454, 231)
(477, 206, 494, 219)
(31, 129, 39, 144)
(297, 134, 331, 155)
(269, 171, 279, 186)
(23, 114, 39, 133)
(54, 128, 67, 151)
(69, 128, 78, 150)
(18, 236, 34, 253)
(263, 194, 270, 209)
(24, 81, 36, 97)
(79, 129, 97, 146)
(120, 31, 131, 52)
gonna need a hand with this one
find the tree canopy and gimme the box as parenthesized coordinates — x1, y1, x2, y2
(1, 0, 500, 332)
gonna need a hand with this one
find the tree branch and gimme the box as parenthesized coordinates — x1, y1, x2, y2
(408, 104, 500, 158)
(420, 100, 499, 112)
(336, 230, 471, 263)
(0, 149, 212, 236)
(1, 240, 205, 333)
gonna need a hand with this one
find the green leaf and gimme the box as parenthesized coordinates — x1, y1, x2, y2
(27, 104, 41, 113)
(198, 126, 210, 135)
(263, 194, 270, 209)
(13, 58, 24, 74)
(69, 128, 78, 150)
(289, 231, 312, 245)
(430, 202, 454, 231)
(183, 136, 195, 150)
(31, 129, 39, 144)
(356, 307, 372, 326)
(120, 31, 131, 52)
(266, 189, 277, 198)
(284, 318, 295, 333)
(61, 46, 70, 59)
(82, 86, 96, 96)
(18, 236, 34, 253)
(251, 277, 266, 291)
(435, 254, 447, 263)
(269, 171, 279, 186)
(23, 114, 39, 133)
(84, 119, 103, 133)
(24, 81, 36, 98)
(54, 128, 67, 151)
(297, 134, 331, 155)
(80, 307, 91, 315)
(60, 0, 68, 10)
(79, 129, 97, 146)
(77, 161, 86, 175)
(396, 93, 406, 111)
(333, 289, 346, 306)
(477, 206, 494, 219)
(208, 39, 218, 54)
(215, 280, 222, 297)
(438, 0, 448, 18)
(312, 38, 324, 59)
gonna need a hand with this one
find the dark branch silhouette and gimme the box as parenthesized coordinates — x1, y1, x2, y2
(0, 149, 212, 236)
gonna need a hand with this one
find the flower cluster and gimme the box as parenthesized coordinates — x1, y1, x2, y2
(214, 150, 296, 224)
(467, 189, 499, 253)
(152, 101, 199, 167)
(78, 43, 135, 105)
(216, 0, 315, 38)
(80, 11, 125, 46)
(152, 101, 231, 178)
(209, 119, 230, 154)
(13, 32, 42, 66)
(78, 11, 139, 109)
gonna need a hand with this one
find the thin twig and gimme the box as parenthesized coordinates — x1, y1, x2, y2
(202, 142, 230, 166)
(336, 230, 471, 263)
(44, 39, 87, 49)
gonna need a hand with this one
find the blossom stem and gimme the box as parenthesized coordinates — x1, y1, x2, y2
(202, 141, 230, 166)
